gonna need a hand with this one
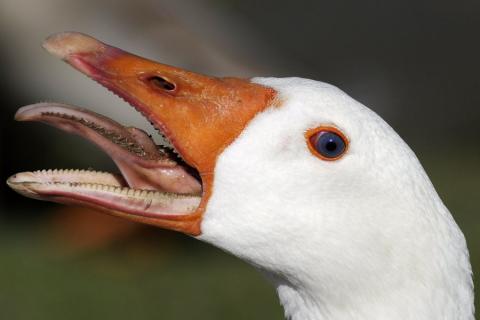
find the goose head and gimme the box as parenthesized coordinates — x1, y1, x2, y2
(7, 33, 474, 320)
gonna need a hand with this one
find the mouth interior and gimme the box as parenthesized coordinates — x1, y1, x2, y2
(7, 101, 203, 218)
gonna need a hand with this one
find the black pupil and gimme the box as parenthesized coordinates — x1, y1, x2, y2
(314, 131, 345, 158)
(325, 140, 337, 151)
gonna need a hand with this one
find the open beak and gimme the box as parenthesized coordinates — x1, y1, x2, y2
(7, 32, 276, 235)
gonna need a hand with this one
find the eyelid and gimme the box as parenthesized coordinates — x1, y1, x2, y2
(305, 126, 349, 161)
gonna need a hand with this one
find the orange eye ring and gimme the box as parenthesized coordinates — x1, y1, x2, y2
(305, 126, 349, 161)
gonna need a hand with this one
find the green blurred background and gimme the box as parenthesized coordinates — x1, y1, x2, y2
(0, 0, 478, 319)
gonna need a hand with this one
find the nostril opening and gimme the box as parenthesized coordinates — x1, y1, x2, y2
(148, 76, 176, 91)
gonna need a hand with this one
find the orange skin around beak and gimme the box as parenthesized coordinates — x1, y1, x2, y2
(40, 32, 277, 235)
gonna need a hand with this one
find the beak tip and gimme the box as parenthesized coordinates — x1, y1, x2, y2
(14, 103, 49, 122)
(6, 173, 24, 189)
(14, 104, 35, 121)
(42, 32, 104, 59)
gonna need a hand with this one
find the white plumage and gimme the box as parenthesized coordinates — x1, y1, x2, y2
(200, 77, 474, 320)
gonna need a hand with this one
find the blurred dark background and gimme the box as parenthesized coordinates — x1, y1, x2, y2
(0, 0, 479, 319)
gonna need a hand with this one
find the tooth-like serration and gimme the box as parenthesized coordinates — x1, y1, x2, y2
(31, 168, 124, 186)
(93, 75, 180, 157)
(61, 181, 192, 200)
(32, 180, 202, 215)
(42, 111, 148, 158)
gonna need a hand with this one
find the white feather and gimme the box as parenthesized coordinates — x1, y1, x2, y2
(199, 77, 474, 320)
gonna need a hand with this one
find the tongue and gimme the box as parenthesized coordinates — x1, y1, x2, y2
(15, 103, 202, 195)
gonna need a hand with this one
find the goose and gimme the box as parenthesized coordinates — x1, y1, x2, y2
(7, 32, 474, 320)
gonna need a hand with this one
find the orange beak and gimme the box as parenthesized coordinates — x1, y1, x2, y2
(44, 32, 276, 172)
(7, 32, 276, 236)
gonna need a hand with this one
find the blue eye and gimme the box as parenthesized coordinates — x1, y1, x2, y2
(309, 129, 347, 160)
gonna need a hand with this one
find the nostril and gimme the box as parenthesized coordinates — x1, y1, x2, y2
(148, 76, 176, 92)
